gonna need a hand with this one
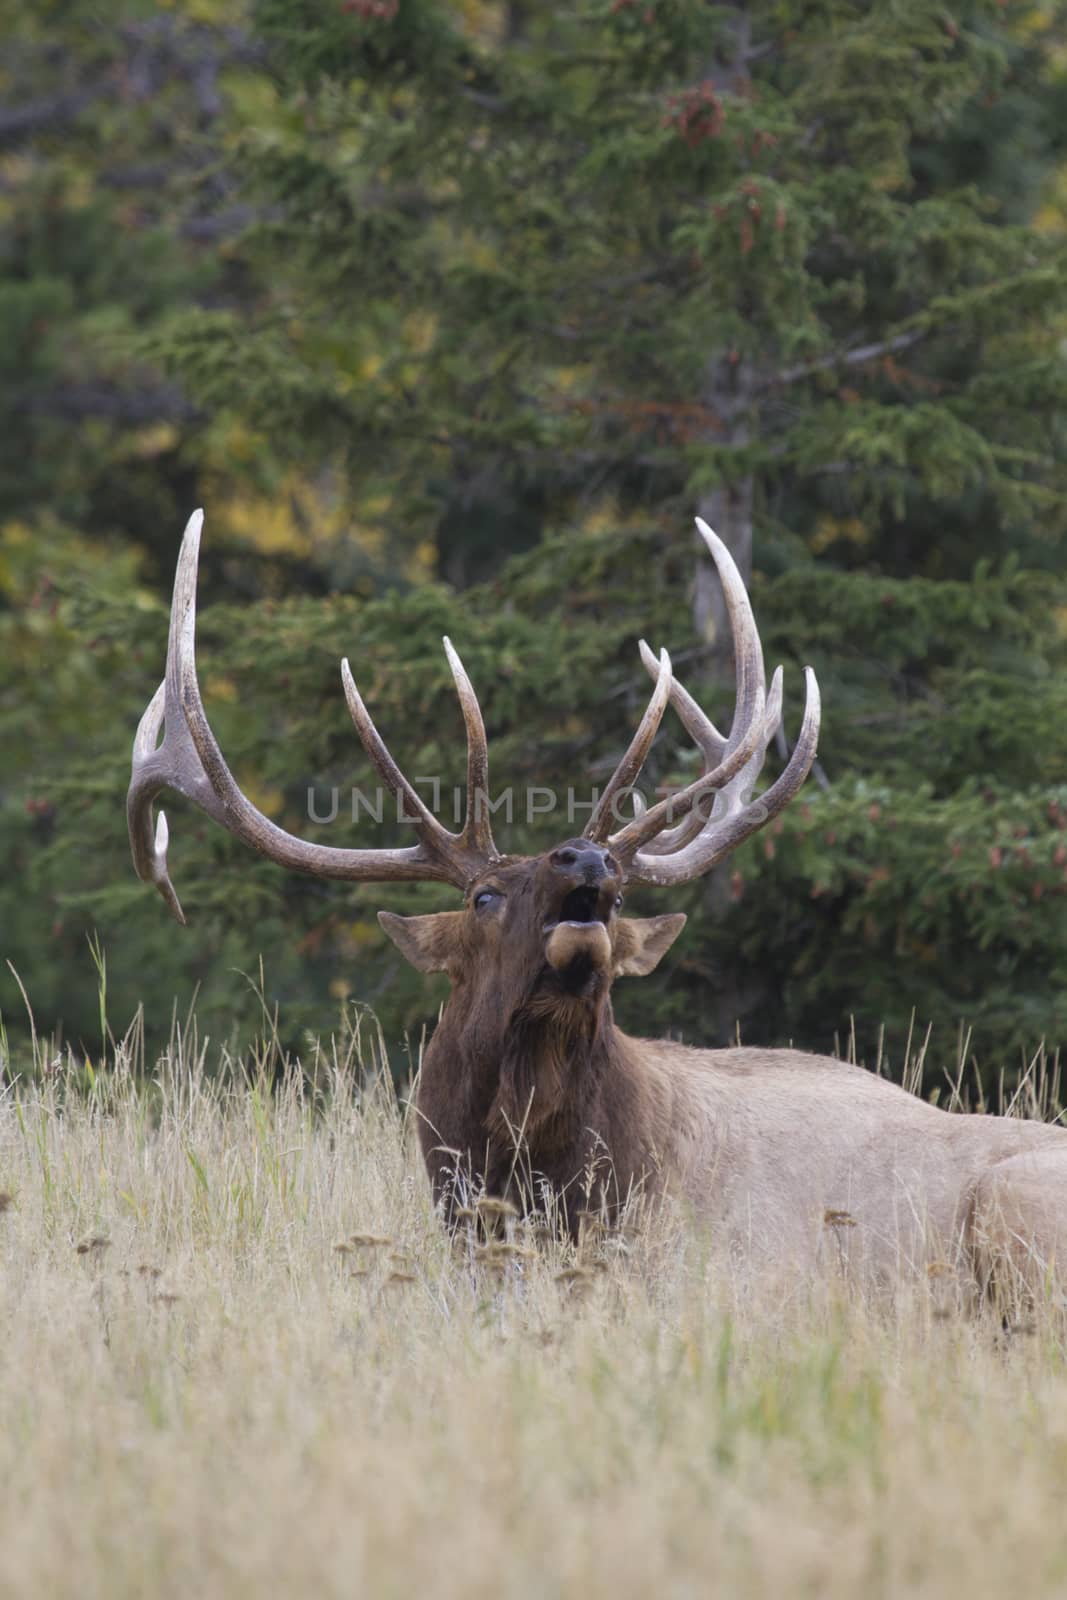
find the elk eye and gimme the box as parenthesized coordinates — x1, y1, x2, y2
(614, 895, 623, 910)
(473, 888, 502, 912)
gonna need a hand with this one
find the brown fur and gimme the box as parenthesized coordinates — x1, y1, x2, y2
(383, 837, 1067, 1298)
(382, 841, 680, 1235)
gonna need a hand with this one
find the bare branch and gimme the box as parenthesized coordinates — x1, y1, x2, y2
(25, 382, 199, 426)
(759, 331, 926, 394)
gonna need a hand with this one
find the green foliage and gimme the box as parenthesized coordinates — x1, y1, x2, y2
(6, 517, 1067, 1072)
(2, 0, 1067, 1082)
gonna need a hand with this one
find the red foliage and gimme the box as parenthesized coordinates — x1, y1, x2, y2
(662, 81, 725, 147)
(342, 0, 398, 16)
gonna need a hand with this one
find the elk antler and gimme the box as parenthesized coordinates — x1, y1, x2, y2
(596, 519, 820, 886)
(127, 511, 500, 922)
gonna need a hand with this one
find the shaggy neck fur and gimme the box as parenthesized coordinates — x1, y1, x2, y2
(416, 972, 657, 1236)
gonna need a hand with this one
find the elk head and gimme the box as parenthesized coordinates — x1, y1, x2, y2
(378, 835, 687, 1041)
(128, 512, 820, 1217)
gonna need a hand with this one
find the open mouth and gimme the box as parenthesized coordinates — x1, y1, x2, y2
(542, 880, 618, 985)
(545, 884, 613, 931)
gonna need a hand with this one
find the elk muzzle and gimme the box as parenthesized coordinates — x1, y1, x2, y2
(543, 842, 621, 974)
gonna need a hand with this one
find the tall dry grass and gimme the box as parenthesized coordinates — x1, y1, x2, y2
(2, 1007, 1067, 1599)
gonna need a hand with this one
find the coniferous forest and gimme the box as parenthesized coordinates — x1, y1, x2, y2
(3, 0, 1067, 1080)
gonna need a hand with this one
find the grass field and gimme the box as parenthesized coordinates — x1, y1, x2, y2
(3, 1012, 1067, 1599)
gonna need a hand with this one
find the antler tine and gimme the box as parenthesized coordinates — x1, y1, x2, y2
(128, 510, 236, 923)
(339, 660, 454, 848)
(179, 552, 463, 883)
(607, 520, 768, 861)
(633, 634, 729, 855)
(442, 637, 498, 858)
(637, 637, 728, 766)
(128, 512, 493, 922)
(586, 649, 673, 844)
(608, 518, 820, 880)
(128, 679, 190, 923)
(624, 667, 820, 887)
(607, 693, 768, 858)
(641, 664, 784, 858)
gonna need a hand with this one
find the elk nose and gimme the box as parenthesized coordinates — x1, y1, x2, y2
(550, 843, 617, 884)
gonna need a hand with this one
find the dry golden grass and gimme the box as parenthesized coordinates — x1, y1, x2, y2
(3, 1017, 1067, 1599)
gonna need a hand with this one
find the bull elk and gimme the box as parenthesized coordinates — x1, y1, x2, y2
(129, 511, 1067, 1300)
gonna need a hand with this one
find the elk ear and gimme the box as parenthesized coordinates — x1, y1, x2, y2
(378, 910, 465, 974)
(613, 913, 687, 977)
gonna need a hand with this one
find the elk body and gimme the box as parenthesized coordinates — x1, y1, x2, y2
(129, 512, 1067, 1300)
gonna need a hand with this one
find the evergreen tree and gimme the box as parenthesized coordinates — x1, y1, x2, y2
(149, 0, 1067, 599)
(3, 0, 1067, 1080)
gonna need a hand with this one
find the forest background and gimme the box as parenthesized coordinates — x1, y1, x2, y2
(2, 0, 1067, 1083)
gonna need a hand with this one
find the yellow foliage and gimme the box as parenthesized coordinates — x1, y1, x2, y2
(156, 0, 248, 18)
(120, 424, 181, 460)
(552, 366, 589, 395)
(222, 490, 313, 558)
(362, 494, 393, 519)
(204, 675, 238, 704)
(455, 228, 497, 271)
(580, 499, 619, 536)
(1033, 202, 1066, 234)
(236, 775, 284, 818)
(1020, 4, 1056, 34)
(1033, 163, 1067, 236)
(338, 920, 382, 956)
(211, 470, 396, 563)
(407, 540, 437, 581)
(208, 422, 265, 466)
(0, 524, 31, 601)
(872, 164, 907, 193)
(811, 515, 870, 554)
(403, 312, 438, 356)
(353, 523, 386, 562)
(220, 70, 279, 123)
(459, 0, 506, 45)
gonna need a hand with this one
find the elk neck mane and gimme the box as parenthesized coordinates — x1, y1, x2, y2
(418, 960, 666, 1224)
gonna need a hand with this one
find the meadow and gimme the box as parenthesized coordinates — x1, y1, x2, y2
(3, 1007, 1067, 1600)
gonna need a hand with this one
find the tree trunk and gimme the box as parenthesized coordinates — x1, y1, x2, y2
(693, 354, 753, 662)
(692, 2, 756, 658)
